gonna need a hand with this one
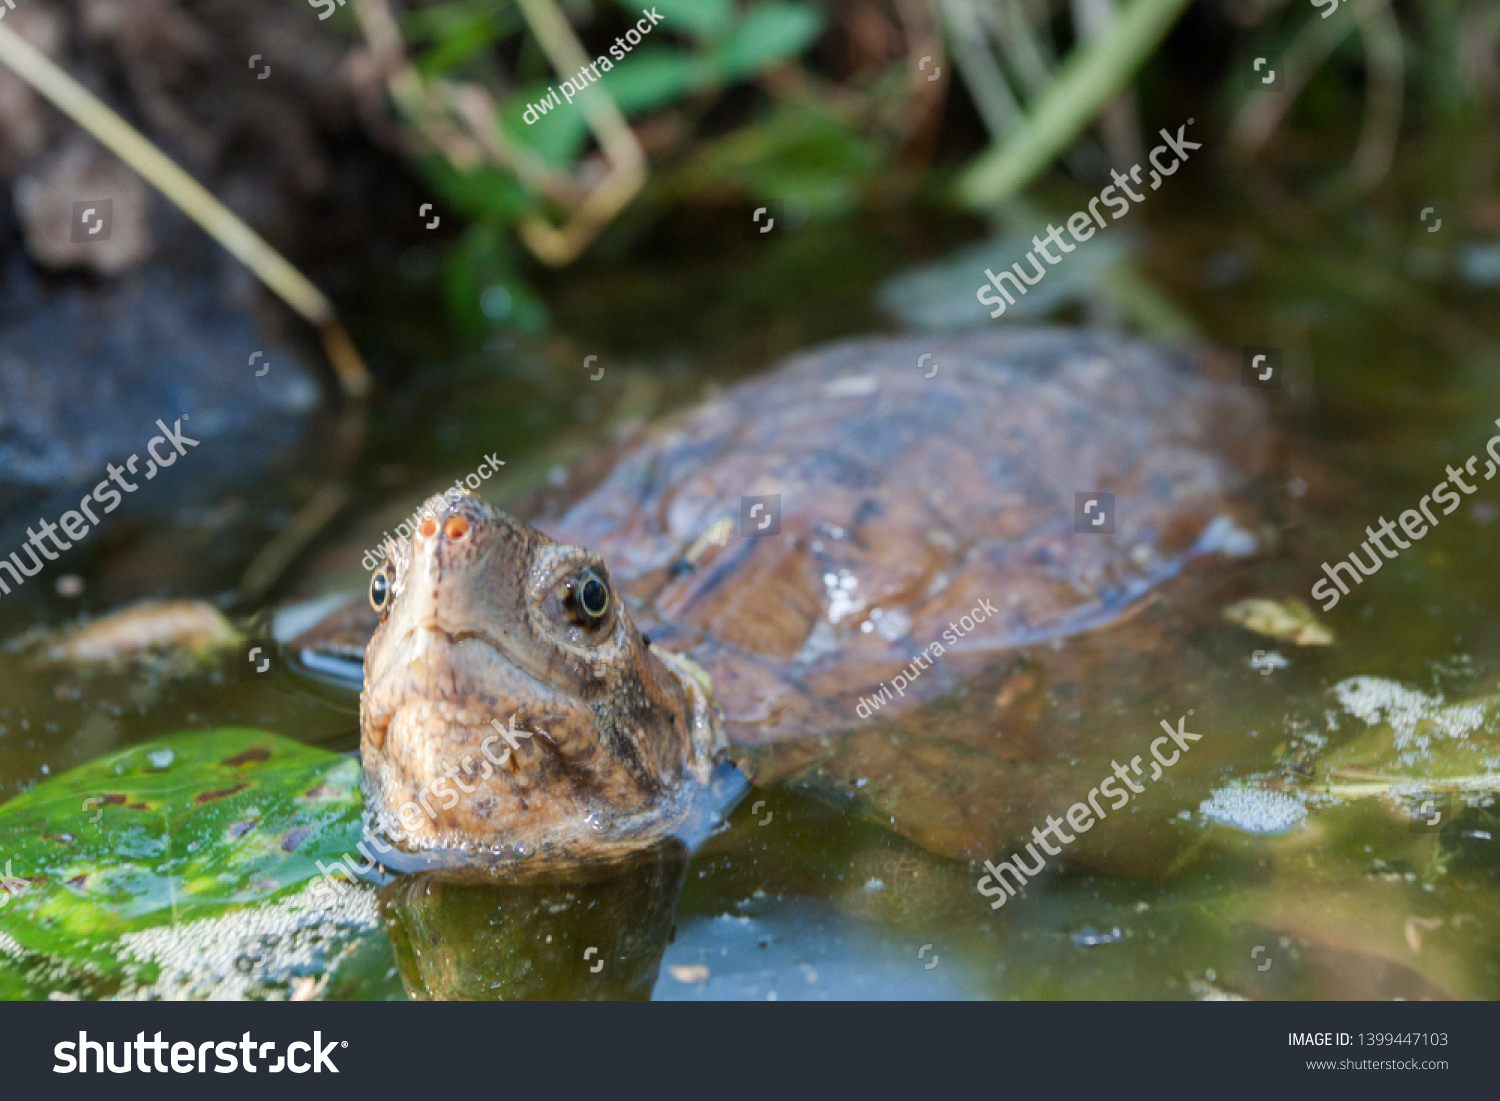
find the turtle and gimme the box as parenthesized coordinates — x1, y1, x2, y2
(339, 326, 1277, 872)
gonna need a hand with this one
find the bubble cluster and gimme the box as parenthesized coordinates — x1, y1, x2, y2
(1332, 676, 1491, 769)
(112, 882, 380, 1000)
(1198, 783, 1307, 835)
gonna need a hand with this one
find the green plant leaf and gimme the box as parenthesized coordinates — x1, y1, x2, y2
(604, 48, 716, 113)
(444, 222, 549, 337)
(712, 3, 822, 82)
(624, 0, 735, 41)
(416, 16, 507, 79)
(0, 729, 367, 996)
(419, 156, 534, 224)
(955, 0, 1195, 207)
(501, 85, 593, 168)
(685, 101, 882, 215)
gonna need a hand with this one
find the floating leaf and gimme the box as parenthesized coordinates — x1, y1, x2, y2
(0, 729, 367, 998)
(1222, 598, 1334, 646)
(46, 600, 240, 664)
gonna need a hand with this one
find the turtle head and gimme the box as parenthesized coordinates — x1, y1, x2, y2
(359, 491, 708, 860)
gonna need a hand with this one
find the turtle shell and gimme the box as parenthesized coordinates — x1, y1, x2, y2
(290, 327, 1275, 862)
(532, 329, 1276, 861)
(540, 328, 1272, 740)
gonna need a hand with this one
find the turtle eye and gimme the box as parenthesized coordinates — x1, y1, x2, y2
(369, 569, 390, 614)
(573, 568, 610, 623)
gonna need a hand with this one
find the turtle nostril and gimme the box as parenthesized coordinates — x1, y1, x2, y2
(419, 519, 437, 537)
(444, 516, 470, 539)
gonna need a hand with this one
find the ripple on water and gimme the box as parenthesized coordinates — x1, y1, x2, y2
(1072, 925, 1122, 947)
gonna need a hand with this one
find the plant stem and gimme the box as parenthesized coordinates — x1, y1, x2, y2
(955, 0, 1193, 207)
(0, 21, 370, 398)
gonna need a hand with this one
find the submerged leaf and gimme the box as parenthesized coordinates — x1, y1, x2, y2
(1318, 677, 1500, 784)
(1223, 598, 1334, 646)
(46, 600, 240, 664)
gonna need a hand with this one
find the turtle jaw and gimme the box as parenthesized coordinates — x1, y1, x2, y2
(359, 624, 713, 859)
(362, 628, 644, 855)
(363, 697, 579, 855)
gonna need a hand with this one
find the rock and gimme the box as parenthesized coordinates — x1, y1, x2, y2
(0, 6, 66, 176)
(0, 249, 321, 568)
(13, 136, 152, 274)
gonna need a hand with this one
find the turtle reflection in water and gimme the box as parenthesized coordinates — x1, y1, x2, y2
(340, 328, 1273, 878)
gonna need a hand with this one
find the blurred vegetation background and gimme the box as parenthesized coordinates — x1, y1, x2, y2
(4, 0, 1500, 613)
(312, 0, 1500, 340)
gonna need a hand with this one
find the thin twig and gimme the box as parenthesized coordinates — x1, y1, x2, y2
(939, 0, 1024, 138)
(1348, 0, 1403, 190)
(1227, 6, 1354, 161)
(349, 0, 647, 267)
(0, 21, 371, 400)
(511, 0, 646, 265)
(1314, 772, 1500, 798)
(891, 0, 949, 172)
(984, 0, 1059, 99)
(239, 482, 352, 603)
(955, 0, 1195, 207)
(1230, 0, 1402, 184)
(1071, 0, 1144, 165)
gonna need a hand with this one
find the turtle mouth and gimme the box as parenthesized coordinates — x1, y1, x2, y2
(383, 699, 556, 767)
(362, 625, 574, 753)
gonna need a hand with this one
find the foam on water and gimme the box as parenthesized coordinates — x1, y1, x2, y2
(1198, 783, 1308, 835)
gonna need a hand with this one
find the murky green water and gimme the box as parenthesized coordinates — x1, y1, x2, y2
(2, 134, 1499, 998)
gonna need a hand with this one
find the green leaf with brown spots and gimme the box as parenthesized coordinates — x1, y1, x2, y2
(0, 729, 365, 997)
